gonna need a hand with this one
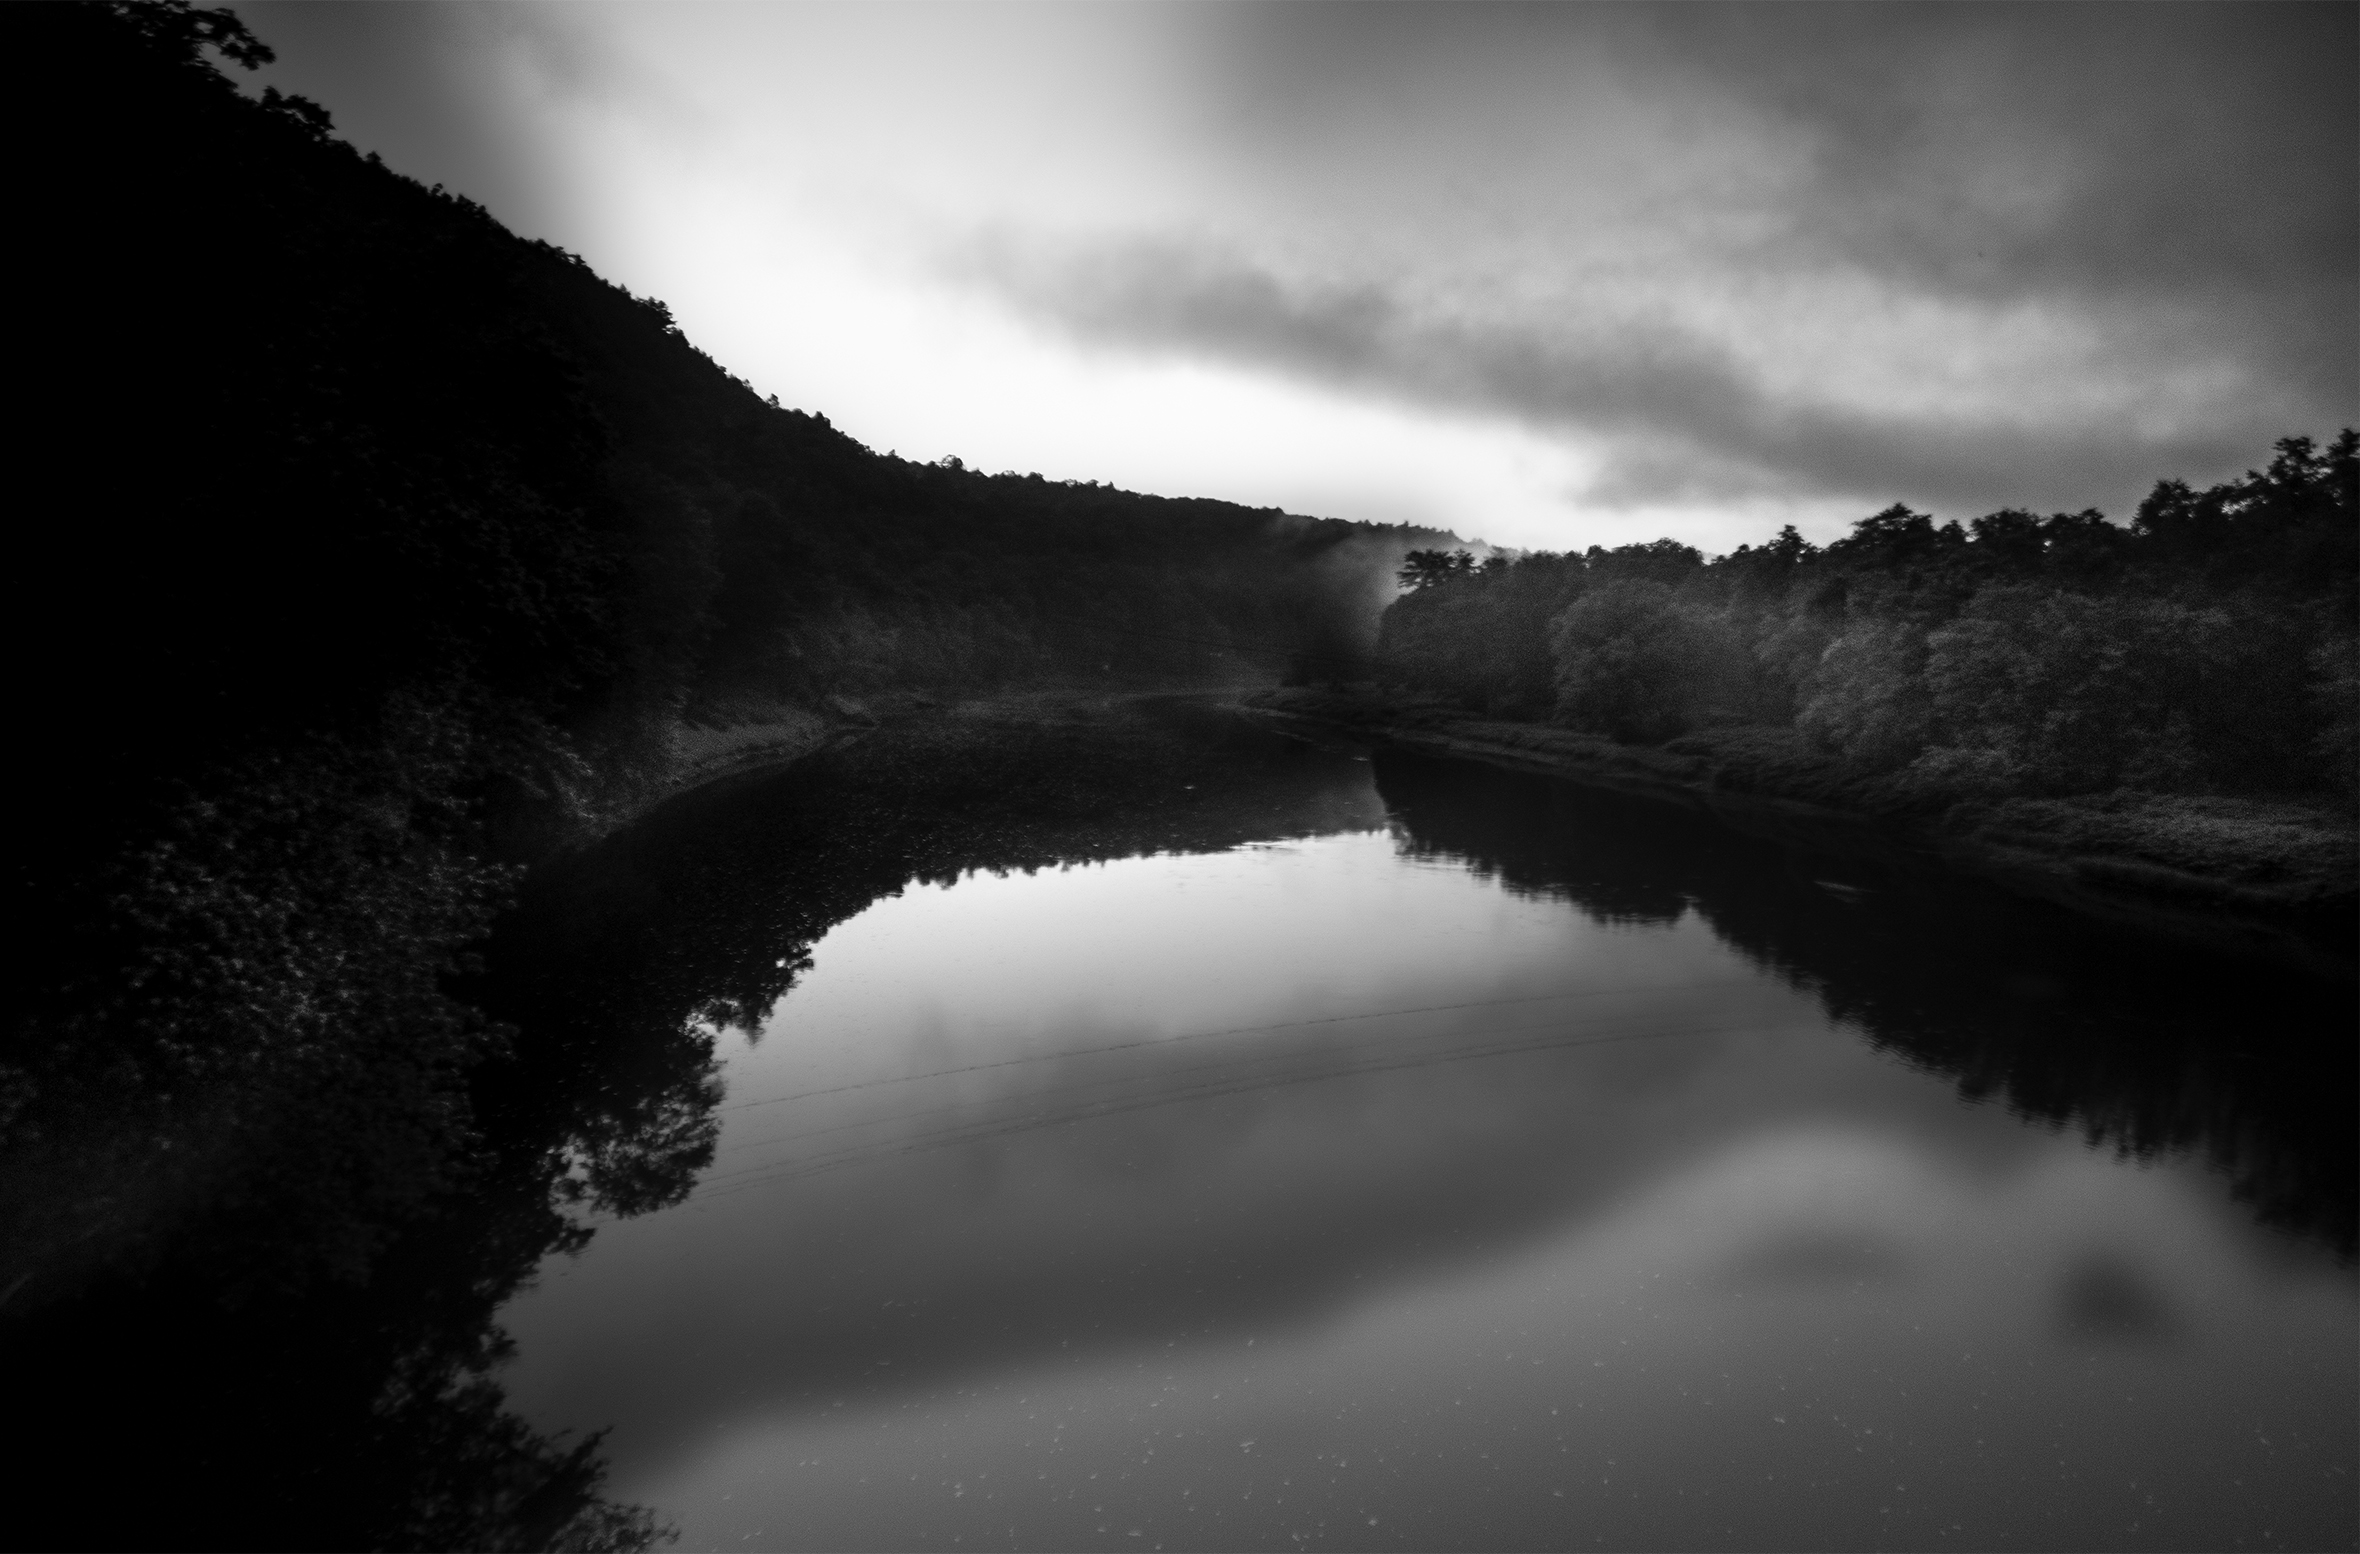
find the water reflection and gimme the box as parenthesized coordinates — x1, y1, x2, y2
(1372, 751, 2357, 1257)
(19, 697, 2345, 1550)
(2, 924, 717, 1550)
(486, 706, 2354, 1552)
(0, 698, 1381, 1550)
(543, 695, 1386, 1031)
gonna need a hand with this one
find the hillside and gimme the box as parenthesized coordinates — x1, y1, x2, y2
(18, 2, 1450, 855)
(3, 7, 1453, 1544)
(9, 0, 1455, 1168)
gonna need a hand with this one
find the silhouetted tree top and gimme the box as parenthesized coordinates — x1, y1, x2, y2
(1399, 548, 1478, 590)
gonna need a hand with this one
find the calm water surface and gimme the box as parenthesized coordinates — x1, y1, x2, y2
(494, 704, 2355, 1552)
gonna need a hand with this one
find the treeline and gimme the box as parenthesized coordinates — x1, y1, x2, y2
(1381, 436, 2358, 802)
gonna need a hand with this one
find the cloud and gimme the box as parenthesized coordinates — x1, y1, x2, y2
(239, 0, 2354, 533)
(1693, 5, 2357, 301)
(938, 2, 2355, 518)
(1198, 3, 2357, 324)
(954, 232, 2274, 516)
(1671, 3, 2360, 418)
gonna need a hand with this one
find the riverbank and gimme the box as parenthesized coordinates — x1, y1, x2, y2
(608, 680, 1278, 831)
(1243, 686, 2358, 971)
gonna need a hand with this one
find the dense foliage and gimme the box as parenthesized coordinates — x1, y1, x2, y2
(8, 0, 1444, 1289)
(1383, 437, 2359, 803)
(3, 4, 1450, 1547)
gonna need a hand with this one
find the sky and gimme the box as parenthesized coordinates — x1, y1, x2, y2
(230, 2, 2356, 554)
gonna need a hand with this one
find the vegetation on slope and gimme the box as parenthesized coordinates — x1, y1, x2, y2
(2, 4, 1449, 1546)
(8, 0, 1443, 1291)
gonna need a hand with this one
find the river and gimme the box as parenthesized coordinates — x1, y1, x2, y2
(486, 695, 2354, 1552)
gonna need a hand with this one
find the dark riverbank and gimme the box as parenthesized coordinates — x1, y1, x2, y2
(0, 685, 1375, 1552)
(608, 679, 1298, 828)
(0, 685, 1310, 1315)
(1245, 685, 2358, 972)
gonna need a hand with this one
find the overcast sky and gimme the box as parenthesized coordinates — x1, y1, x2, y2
(232, 1, 2355, 553)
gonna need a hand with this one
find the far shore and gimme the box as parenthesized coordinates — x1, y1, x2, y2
(603, 679, 1269, 828)
(1241, 685, 2358, 975)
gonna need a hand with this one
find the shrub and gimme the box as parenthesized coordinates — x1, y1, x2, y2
(1549, 580, 1750, 743)
(1912, 588, 2248, 793)
(1796, 610, 1934, 770)
(2310, 630, 2360, 796)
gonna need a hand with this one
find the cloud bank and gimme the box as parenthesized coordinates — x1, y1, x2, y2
(955, 2, 2353, 516)
(956, 232, 2279, 514)
(238, 1, 2356, 546)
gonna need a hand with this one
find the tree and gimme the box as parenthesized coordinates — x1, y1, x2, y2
(1397, 548, 1476, 591)
(1549, 580, 1748, 743)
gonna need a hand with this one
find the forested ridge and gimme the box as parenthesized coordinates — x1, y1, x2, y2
(2, 5, 1447, 1547)
(1378, 438, 2357, 817)
(9, 0, 1440, 1271)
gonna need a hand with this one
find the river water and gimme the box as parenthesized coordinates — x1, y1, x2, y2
(490, 699, 2355, 1552)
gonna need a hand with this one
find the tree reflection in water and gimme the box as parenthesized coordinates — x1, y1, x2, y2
(4, 913, 717, 1550)
(1373, 749, 2356, 1260)
(2, 697, 1381, 1551)
(10, 703, 2342, 1549)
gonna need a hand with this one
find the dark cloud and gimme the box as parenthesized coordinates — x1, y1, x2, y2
(1669, 3, 2360, 417)
(1687, 5, 2357, 306)
(959, 233, 2270, 516)
(961, 2, 2355, 516)
(1208, 3, 2356, 318)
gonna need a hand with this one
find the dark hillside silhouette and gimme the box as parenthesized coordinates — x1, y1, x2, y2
(4, 7, 1452, 1546)
(6, 0, 1449, 1291)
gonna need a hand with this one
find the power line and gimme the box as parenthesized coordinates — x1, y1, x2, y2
(715, 977, 1756, 1119)
(694, 1003, 1706, 1185)
(682, 1015, 1747, 1204)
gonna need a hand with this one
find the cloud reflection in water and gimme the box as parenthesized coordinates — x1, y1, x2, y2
(497, 819, 2354, 1551)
